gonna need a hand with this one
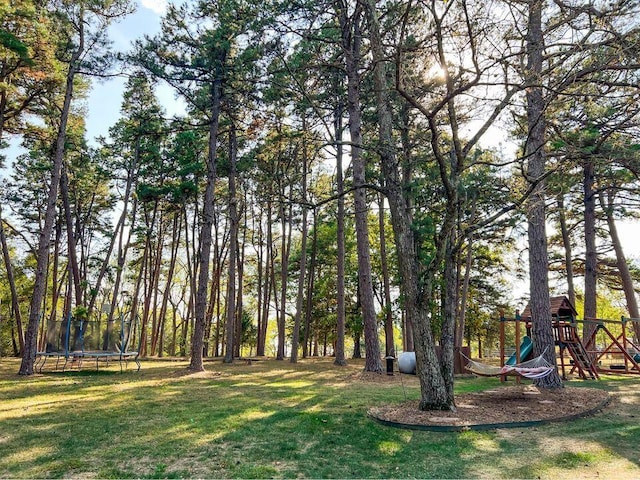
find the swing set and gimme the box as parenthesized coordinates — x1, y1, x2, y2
(463, 296, 640, 380)
(580, 317, 640, 375)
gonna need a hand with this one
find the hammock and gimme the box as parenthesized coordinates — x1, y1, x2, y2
(461, 350, 556, 380)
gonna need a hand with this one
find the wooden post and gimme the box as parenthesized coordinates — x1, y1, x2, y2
(622, 316, 629, 373)
(500, 310, 506, 383)
(515, 310, 521, 384)
(515, 318, 521, 363)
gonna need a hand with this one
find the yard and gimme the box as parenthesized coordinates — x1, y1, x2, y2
(0, 357, 638, 479)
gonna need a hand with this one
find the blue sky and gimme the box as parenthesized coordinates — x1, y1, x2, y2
(3, 0, 640, 266)
(3, 1, 180, 160)
(85, 0, 185, 143)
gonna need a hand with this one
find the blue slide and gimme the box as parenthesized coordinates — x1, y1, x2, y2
(506, 335, 533, 365)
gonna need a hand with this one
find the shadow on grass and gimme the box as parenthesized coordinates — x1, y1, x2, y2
(0, 357, 639, 478)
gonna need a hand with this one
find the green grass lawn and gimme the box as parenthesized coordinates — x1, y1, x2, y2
(0, 357, 639, 479)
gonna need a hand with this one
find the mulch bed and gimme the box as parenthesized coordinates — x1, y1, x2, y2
(368, 385, 610, 431)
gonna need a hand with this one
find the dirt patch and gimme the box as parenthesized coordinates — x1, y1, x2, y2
(369, 385, 610, 430)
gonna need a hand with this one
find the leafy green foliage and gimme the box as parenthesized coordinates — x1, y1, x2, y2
(0, 29, 32, 64)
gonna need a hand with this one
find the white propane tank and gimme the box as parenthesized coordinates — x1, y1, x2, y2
(397, 351, 416, 374)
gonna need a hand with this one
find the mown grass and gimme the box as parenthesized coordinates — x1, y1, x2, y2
(0, 357, 638, 479)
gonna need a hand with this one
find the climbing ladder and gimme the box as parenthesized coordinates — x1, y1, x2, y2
(554, 321, 599, 380)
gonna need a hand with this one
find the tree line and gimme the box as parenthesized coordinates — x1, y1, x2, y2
(1, 0, 639, 411)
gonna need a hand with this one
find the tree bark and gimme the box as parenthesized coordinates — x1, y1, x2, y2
(303, 208, 318, 358)
(276, 188, 292, 360)
(48, 222, 63, 350)
(379, 192, 394, 357)
(291, 124, 309, 364)
(139, 202, 162, 358)
(343, 4, 382, 372)
(235, 204, 246, 358)
(189, 74, 223, 371)
(96, 143, 138, 327)
(257, 203, 273, 356)
(255, 206, 265, 355)
(149, 214, 166, 356)
(0, 211, 24, 354)
(455, 233, 474, 349)
(583, 158, 598, 340)
(333, 73, 347, 366)
(19, 32, 82, 374)
(363, 0, 453, 407)
(601, 192, 640, 339)
(205, 215, 224, 357)
(224, 123, 238, 364)
(151, 208, 165, 355)
(105, 195, 138, 351)
(557, 195, 576, 308)
(525, 0, 563, 388)
(156, 213, 181, 357)
(60, 166, 83, 310)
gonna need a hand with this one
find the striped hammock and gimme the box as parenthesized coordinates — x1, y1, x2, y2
(462, 351, 555, 380)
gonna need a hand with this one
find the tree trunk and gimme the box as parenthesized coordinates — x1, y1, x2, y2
(213, 243, 223, 357)
(397, 100, 415, 353)
(139, 203, 162, 357)
(128, 240, 147, 354)
(148, 210, 165, 356)
(352, 334, 362, 359)
(224, 123, 239, 364)
(441, 235, 457, 392)
(183, 203, 197, 351)
(525, 0, 563, 389)
(157, 212, 181, 357)
(362, 0, 452, 408)
(105, 195, 138, 350)
(455, 199, 477, 349)
(343, 4, 382, 372)
(256, 203, 273, 357)
(258, 202, 273, 356)
(455, 237, 473, 349)
(276, 190, 292, 360)
(303, 208, 318, 358)
(557, 195, 576, 308)
(379, 192, 394, 357)
(47, 222, 63, 350)
(60, 166, 83, 310)
(333, 75, 347, 366)
(601, 193, 640, 339)
(19, 39, 82, 375)
(290, 127, 309, 364)
(91, 144, 137, 322)
(255, 207, 265, 355)
(0, 211, 24, 354)
(397, 99, 415, 353)
(189, 75, 222, 371)
(235, 207, 246, 358)
(170, 296, 179, 356)
(205, 215, 223, 357)
(583, 158, 598, 340)
(403, 310, 414, 352)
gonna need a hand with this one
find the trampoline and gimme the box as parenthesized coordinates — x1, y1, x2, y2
(35, 313, 141, 373)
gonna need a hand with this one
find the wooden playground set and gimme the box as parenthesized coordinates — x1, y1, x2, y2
(498, 296, 640, 380)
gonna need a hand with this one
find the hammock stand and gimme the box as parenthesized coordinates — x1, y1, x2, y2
(461, 349, 556, 380)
